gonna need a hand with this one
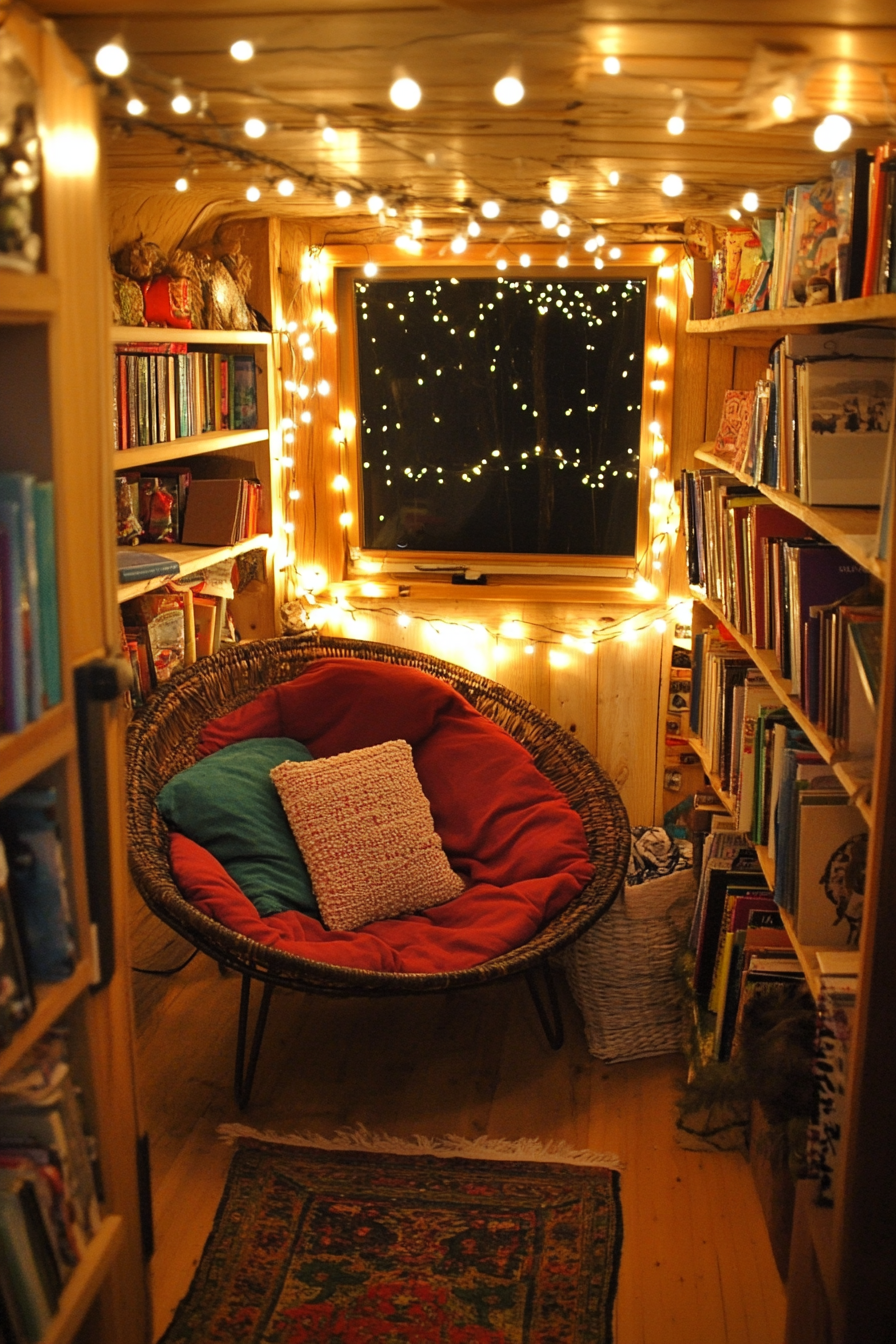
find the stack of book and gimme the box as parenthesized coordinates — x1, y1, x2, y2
(0, 1031, 101, 1339)
(0, 474, 62, 735)
(113, 343, 258, 450)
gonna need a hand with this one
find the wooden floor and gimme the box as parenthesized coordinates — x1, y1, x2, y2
(130, 896, 787, 1344)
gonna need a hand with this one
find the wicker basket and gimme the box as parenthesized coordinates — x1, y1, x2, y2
(564, 860, 697, 1063)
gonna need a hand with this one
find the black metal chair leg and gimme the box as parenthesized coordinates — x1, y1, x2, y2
(525, 961, 564, 1050)
(234, 975, 274, 1110)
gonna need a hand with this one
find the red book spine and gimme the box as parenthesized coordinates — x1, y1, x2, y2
(861, 143, 894, 297)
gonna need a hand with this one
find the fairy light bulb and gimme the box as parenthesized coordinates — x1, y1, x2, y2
(742, 190, 759, 212)
(632, 576, 659, 600)
(450, 234, 468, 254)
(557, 222, 571, 238)
(126, 97, 146, 116)
(519, 253, 531, 267)
(334, 189, 352, 207)
(288, 488, 301, 501)
(603, 56, 621, 75)
(280, 454, 294, 467)
(648, 420, 662, 435)
(650, 379, 666, 391)
(317, 379, 331, 395)
(594, 257, 605, 270)
(244, 118, 266, 139)
(230, 40, 254, 61)
(397, 613, 411, 628)
(772, 94, 793, 120)
(667, 113, 685, 136)
(339, 511, 353, 527)
(494, 73, 524, 106)
(171, 92, 192, 115)
(390, 75, 421, 110)
(608, 171, 620, 186)
(174, 177, 188, 192)
(283, 521, 295, 534)
(650, 345, 669, 364)
(95, 42, 128, 77)
(467, 218, 481, 237)
(661, 174, 684, 197)
(549, 182, 569, 205)
(653, 618, 667, 634)
(300, 410, 312, 424)
(541, 208, 560, 229)
(277, 178, 294, 196)
(321, 125, 338, 144)
(363, 261, 378, 277)
(609, 247, 622, 259)
(410, 218, 423, 237)
(557, 254, 569, 268)
(814, 114, 851, 152)
(298, 383, 309, 398)
(302, 346, 314, 360)
(246, 185, 261, 202)
(481, 200, 500, 219)
(332, 475, 350, 491)
(496, 258, 508, 271)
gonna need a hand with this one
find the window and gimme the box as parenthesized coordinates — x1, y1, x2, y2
(351, 272, 649, 564)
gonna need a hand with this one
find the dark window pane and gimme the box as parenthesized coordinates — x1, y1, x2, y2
(355, 275, 646, 556)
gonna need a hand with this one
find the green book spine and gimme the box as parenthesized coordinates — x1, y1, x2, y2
(32, 483, 62, 708)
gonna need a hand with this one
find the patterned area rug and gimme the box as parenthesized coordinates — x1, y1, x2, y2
(160, 1130, 623, 1343)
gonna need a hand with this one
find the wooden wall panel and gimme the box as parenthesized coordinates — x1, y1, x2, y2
(597, 624, 665, 826)
(705, 342, 736, 447)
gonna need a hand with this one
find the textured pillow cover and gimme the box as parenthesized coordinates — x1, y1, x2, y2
(168, 658, 596, 974)
(271, 740, 465, 931)
(156, 737, 320, 918)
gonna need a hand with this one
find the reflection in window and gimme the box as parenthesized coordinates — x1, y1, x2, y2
(354, 275, 646, 556)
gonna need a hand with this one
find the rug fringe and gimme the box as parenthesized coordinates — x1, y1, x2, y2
(218, 1122, 622, 1171)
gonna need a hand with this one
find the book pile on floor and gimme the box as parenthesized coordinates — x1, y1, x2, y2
(0, 1031, 101, 1340)
(113, 342, 258, 449)
(0, 473, 62, 734)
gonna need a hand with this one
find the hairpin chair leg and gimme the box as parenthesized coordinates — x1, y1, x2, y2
(525, 961, 564, 1050)
(235, 975, 274, 1110)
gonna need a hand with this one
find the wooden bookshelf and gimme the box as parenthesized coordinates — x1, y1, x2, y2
(112, 326, 272, 347)
(686, 293, 896, 337)
(0, 959, 93, 1082)
(117, 532, 272, 601)
(0, 270, 59, 320)
(693, 445, 886, 581)
(114, 427, 269, 471)
(0, 703, 76, 800)
(42, 1214, 123, 1344)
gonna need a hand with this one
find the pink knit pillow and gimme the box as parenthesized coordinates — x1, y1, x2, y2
(270, 739, 465, 931)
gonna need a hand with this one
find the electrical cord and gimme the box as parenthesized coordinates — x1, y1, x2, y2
(131, 949, 199, 976)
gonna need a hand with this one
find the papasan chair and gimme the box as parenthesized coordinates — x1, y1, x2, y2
(126, 633, 630, 1107)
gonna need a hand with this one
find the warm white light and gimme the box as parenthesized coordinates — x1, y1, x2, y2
(171, 93, 192, 115)
(288, 488, 301, 501)
(557, 223, 571, 238)
(655, 295, 668, 309)
(661, 174, 684, 197)
(742, 190, 759, 212)
(322, 125, 338, 144)
(360, 583, 381, 597)
(302, 346, 314, 359)
(603, 56, 621, 75)
(608, 171, 620, 186)
(175, 177, 188, 192)
(729, 207, 742, 221)
(667, 114, 685, 136)
(500, 620, 525, 639)
(298, 383, 309, 398)
(653, 618, 667, 634)
(244, 118, 266, 139)
(95, 42, 128, 77)
(524, 644, 535, 655)
(658, 265, 676, 279)
(126, 98, 146, 116)
(317, 379, 331, 395)
(594, 257, 605, 269)
(549, 182, 569, 205)
(772, 94, 793, 120)
(230, 40, 254, 62)
(397, 613, 412, 628)
(481, 200, 501, 219)
(411, 218, 423, 237)
(609, 246, 622, 259)
(450, 234, 468, 254)
(467, 219, 481, 237)
(246, 185, 261, 202)
(649, 466, 660, 480)
(632, 576, 659, 600)
(496, 258, 508, 271)
(332, 475, 350, 491)
(648, 420, 662, 434)
(395, 233, 422, 253)
(814, 114, 851, 152)
(650, 379, 666, 391)
(367, 195, 384, 214)
(283, 521, 295, 534)
(300, 410, 312, 424)
(335, 189, 352, 207)
(541, 208, 560, 228)
(584, 236, 599, 253)
(299, 566, 328, 593)
(557, 254, 569, 268)
(363, 261, 378, 277)
(494, 74, 524, 106)
(288, 321, 300, 334)
(390, 76, 422, 110)
(280, 454, 294, 467)
(339, 511, 354, 527)
(651, 246, 667, 263)
(650, 345, 669, 364)
(278, 178, 295, 196)
(519, 253, 531, 267)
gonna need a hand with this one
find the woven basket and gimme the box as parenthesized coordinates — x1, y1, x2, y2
(564, 864, 697, 1062)
(127, 632, 631, 998)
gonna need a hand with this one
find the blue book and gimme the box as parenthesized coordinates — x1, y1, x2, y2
(32, 483, 62, 708)
(0, 500, 28, 733)
(116, 549, 181, 585)
(0, 474, 43, 721)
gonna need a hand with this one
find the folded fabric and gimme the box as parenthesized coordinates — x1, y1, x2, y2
(271, 740, 465, 930)
(157, 737, 319, 918)
(169, 658, 595, 973)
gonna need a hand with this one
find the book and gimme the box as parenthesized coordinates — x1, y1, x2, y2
(116, 550, 181, 586)
(31, 484, 61, 710)
(795, 797, 867, 946)
(0, 476, 43, 724)
(0, 790, 75, 985)
(803, 357, 895, 506)
(713, 390, 755, 467)
(120, 593, 186, 683)
(0, 838, 33, 1049)
(0, 499, 29, 733)
(231, 354, 258, 430)
(807, 971, 859, 1207)
(181, 479, 253, 547)
(784, 178, 838, 307)
(832, 149, 873, 301)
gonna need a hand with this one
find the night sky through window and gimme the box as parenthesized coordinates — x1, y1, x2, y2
(355, 275, 646, 556)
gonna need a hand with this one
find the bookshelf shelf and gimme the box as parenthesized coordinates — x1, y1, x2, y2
(0, 959, 93, 1083)
(117, 532, 272, 602)
(112, 325, 272, 347)
(778, 910, 823, 1001)
(0, 270, 59, 320)
(41, 1213, 124, 1344)
(693, 445, 886, 581)
(686, 293, 896, 336)
(114, 427, 269, 471)
(0, 703, 76, 801)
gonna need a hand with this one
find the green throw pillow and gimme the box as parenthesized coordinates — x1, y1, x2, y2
(156, 737, 319, 918)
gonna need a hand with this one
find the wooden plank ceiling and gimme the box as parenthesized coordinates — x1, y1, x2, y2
(34, 0, 896, 245)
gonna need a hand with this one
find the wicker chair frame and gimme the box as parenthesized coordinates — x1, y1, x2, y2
(126, 633, 630, 1106)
